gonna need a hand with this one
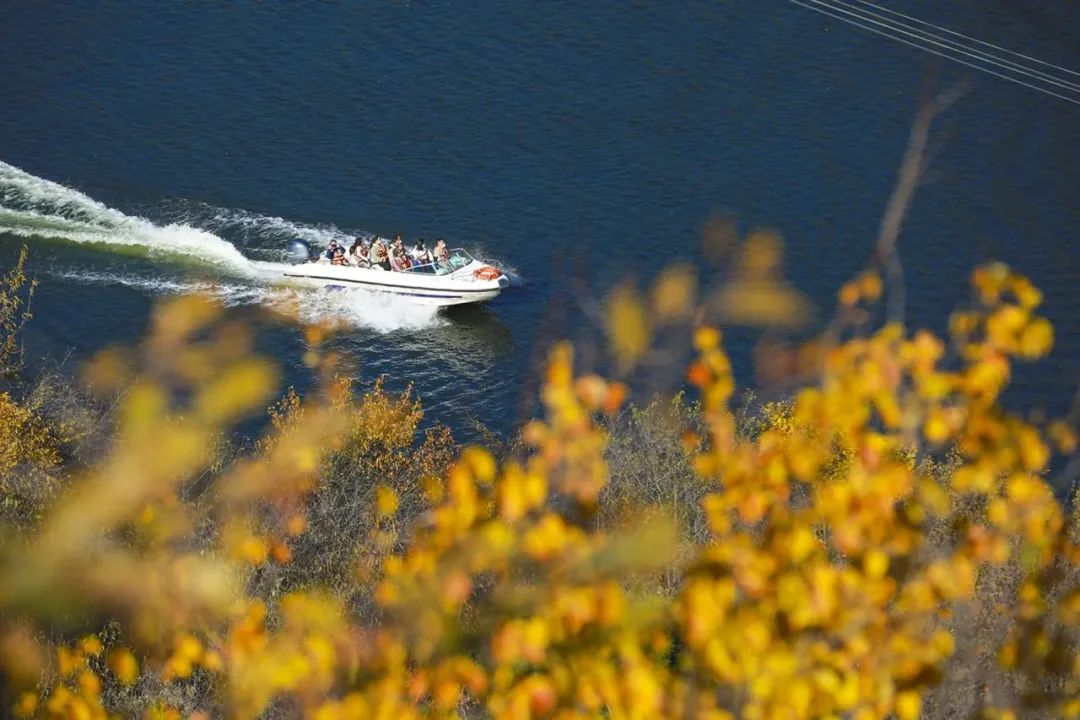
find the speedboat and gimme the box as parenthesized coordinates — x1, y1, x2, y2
(282, 240, 509, 307)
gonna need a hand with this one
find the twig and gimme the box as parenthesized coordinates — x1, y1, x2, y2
(875, 83, 969, 325)
(820, 81, 968, 361)
(875, 81, 969, 270)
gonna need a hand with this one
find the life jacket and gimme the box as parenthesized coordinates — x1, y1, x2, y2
(372, 243, 388, 261)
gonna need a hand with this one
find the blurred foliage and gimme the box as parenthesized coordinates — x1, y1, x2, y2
(710, 230, 814, 328)
(0, 239, 1077, 720)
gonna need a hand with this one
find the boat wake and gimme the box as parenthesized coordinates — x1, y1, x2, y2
(152, 198, 358, 260)
(0, 161, 446, 332)
(0, 161, 259, 274)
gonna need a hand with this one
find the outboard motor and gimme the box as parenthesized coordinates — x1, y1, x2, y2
(286, 238, 315, 265)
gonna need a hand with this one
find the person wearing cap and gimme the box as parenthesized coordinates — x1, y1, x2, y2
(323, 238, 339, 263)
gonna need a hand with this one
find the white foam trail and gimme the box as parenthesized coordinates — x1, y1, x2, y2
(0, 162, 257, 273)
(282, 286, 444, 332)
(196, 204, 354, 246)
(148, 198, 362, 261)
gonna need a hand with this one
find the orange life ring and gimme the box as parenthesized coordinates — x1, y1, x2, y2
(473, 266, 502, 280)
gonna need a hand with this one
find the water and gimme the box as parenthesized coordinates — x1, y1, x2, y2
(1, 2, 1077, 458)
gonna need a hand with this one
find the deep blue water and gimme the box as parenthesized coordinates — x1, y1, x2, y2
(1, 2, 1077, 471)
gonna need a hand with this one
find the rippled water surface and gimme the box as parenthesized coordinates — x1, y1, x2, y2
(1, 1, 1077, 450)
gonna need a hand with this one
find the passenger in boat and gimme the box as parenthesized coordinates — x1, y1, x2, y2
(348, 238, 371, 267)
(331, 246, 348, 266)
(433, 238, 450, 264)
(391, 244, 413, 272)
(322, 239, 339, 263)
(388, 234, 406, 259)
(411, 239, 433, 265)
(371, 238, 391, 270)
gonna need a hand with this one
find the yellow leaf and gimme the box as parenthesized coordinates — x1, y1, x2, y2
(285, 513, 308, 536)
(375, 485, 399, 518)
(973, 262, 1010, 304)
(693, 326, 722, 351)
(1012, 278, 1043, 310)
(57, 647, 81, 677)
(201, 650, 223, 672)
(924, 410, 950, 444)
(838, 281, 860, 308)
(789, 526, 817, 562)
(651, 264, 697, 322)
(498, 471, 526, 521)
(195, 359, 278, 422)
(78, 636, 103, 657)
(175, 633, 202, 662)
(271, 541, 292, 564)
(151, 295, 222, 348)
(858, 271, 883, 302)
(107, 649, 139, 684)
(235, 535, 269, 565)
(1018, 317, 1053, 359)
(462, 446, 497, 484)
(77, 670, 101, 698)
(896, 690, 922, 720)
(120, 380, 168, 433)
(608, 283, 650, 371)
(863, 549, 889, 579)
(714, 279, 814, 327)
(739, 229, 782, 279)
(14, 692, 37, 718)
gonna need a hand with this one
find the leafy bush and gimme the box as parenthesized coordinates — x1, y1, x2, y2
(0, 246, 1076, 720)
(0, 245, 35, 379)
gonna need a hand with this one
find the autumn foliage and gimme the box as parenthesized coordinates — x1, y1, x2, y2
(0, 241, 1076, 720)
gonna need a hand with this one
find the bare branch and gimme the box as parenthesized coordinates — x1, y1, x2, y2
(820, 82, 968, 364)
(874, 82, 968, 269)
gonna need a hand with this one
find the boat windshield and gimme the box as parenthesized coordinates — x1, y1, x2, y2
(403, 248, 475, 275)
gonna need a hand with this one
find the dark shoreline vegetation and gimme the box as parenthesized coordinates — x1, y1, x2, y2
(0, 228, 1077, 720)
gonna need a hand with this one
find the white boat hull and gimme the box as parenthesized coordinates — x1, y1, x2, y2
(282, 258, 508, 307)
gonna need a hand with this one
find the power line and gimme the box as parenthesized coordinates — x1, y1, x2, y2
(794, 0, 1080, 99)
(822, 0, 1080, 93)
(788, 0, 1080, 106)
(847, 0, 1080, 77)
